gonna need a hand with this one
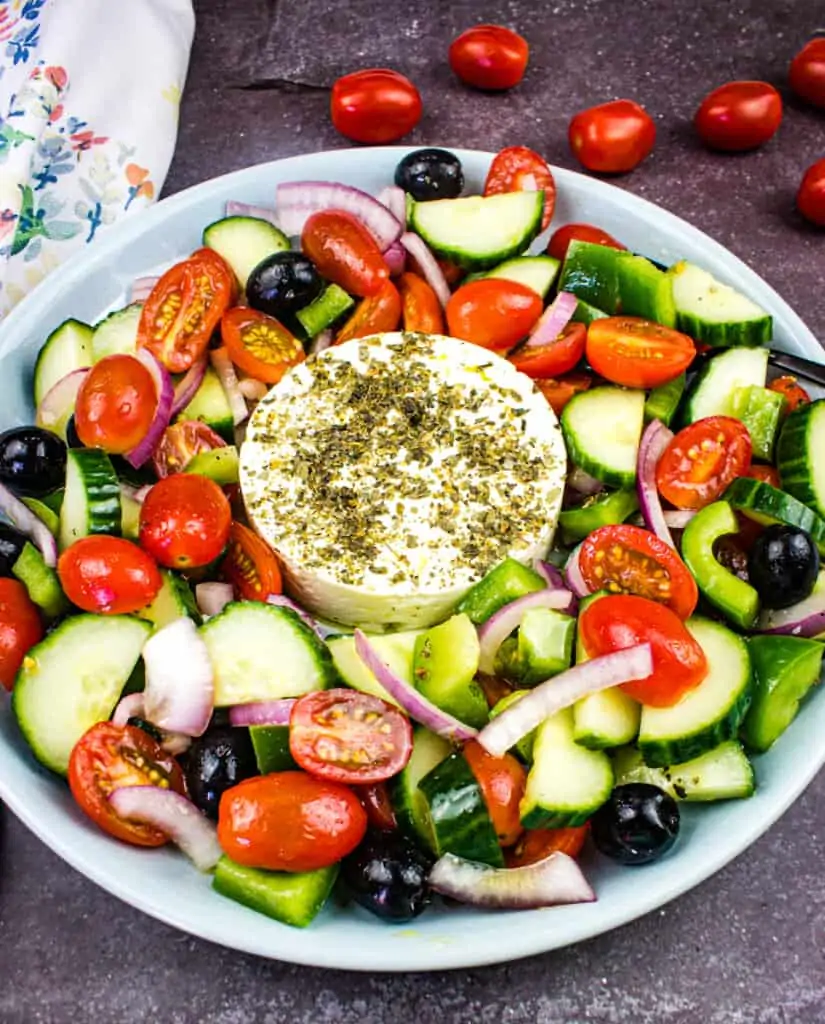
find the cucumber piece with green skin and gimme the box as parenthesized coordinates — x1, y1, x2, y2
(328, 629, 420, 706)
(520, 707, 614, 829)
(570, 297, 609, 326)
(179, 365, 235, 442)
(203, 216, 290, 290)
(409, 191, 544, 271)
(58, 448, 121, 551)
(669, 261, 772, 347)
(120, 491, 141, 540)
(489, 690, 535, 762)
(417, 750, 504, 866)
(723, 477, 825, 556)
(184, 445, 240, 485)
(740, 635, 824, 753)
(730, 385, 785, 462)
(616, 253, 677, 327)
(559, 488, 639, 545)
(412, 614, 487, 728)
(202, 601, 339, 706)
(250, 724, 297, 772)
(681, 501, 760, 629)
(135, 568, 199, 630)
(638, 617, 753, 767)
(561, 386, 646, 487)
(494, 608, 575, 686)
(680, 346, 769, 425)
(295, 284, 354, 338)
(21, 497, 59, 535)
(644, 374, 685, 427)
(33, 318, 93, 409)
(475, 255, 561, 298)
(91, 303, 142, 361)
(557, 240, 621, 313)
(12, 542, 68, 619)
(456, 557, 545, 625)
(391, 726, 452, 848)
(12, 614, 151, 775)
(612, 741, 755, 801)
(776, 400, 825, 519)
(212, 856, 338, 928)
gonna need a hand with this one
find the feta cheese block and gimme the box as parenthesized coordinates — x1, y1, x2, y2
(240, 332, 567, 631)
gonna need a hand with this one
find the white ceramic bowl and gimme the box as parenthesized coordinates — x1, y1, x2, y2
(0, 148, 822, 972)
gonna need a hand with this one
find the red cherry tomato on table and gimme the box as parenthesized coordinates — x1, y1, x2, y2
(507, 321, 587, 380)
(217, 771, 368, 872)
(68, 722, 187, 847)
(789, 38, 825, 109)
(579, 594, 708, 707)
(221, 521, 282, 602)
(536, 372, 593, 417)
(0, 579, 42, 691)
(221, 307, 304, 385)
(586, 317, 696, 389)
(397, 272, 445, 334)
(568, 100, 656, 174)
(579, 524, 699, 620)
(797, 159, 825, 228)
(137, 248, 235, 372)
(74, 354, 157, 454)
(506, 825, 589, 867)
(483, 146, 556, 231)
(335, 279, 401, 344)
(152, 420, 226, 479)
(139, 473, 231, 569)
(446, 279, 542, 351)
(656, 417, 752, 511)
(301, 209, 389, 298)
(463, 740, 527, 848)
(330, 69, 422, 144)
(694, 81, 782, 152)
(546, 223, 627, 262)
(768, 375, 810, 412)
(58, 535, 162, 614)
(449, 24, 529, 91)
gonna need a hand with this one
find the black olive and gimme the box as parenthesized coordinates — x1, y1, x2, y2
(126, 716, 164, 744)
(0, 523, 26, 577)
(65, 415, 83, 449)
(342, 829, 433, 922)
(394, 148, 464, 202)
(183, 726, 258, 820)
(0, 426, 67, 497)
(713, 535, 750, 583)
(245, 251, 323, 320)
(591, 783, 680, 865)
(748, 524, 820, 609)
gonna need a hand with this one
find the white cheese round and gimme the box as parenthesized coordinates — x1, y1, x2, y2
(240, 332, 567, 631)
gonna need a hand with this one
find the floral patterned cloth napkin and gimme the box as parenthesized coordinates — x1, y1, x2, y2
(0, 0, 194, 318)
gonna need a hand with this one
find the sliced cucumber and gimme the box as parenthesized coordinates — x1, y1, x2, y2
(644, 374, 685, 427)
(558, 488, 639, 545)
(456, 557, 545, 625)
(33, 319, 93, 409)
(135, 568, 199, 631)
(249, 724, 297, 772)
(184, 445, 240, 485)
(120, 490, 142, 540)
(638, 617, 752, 767)
(561, 386, 645, 487)
(391, 726, 452, 849)
(670, 261, 772, 347)
(412, 614, 487, 728)
(494, 608, 575, 686)
(730, 385, 785, 462)
(612, 741, 755, 801)
(179, 366, 235, 442)
(616, 253, 677, 327)
(202, 216, 290, 289)
(557, 239, 621, 313)
(776, 400, 825, 519)
(681, 346, 769, 424)
(91, 303, 142, 361)
(213, 856, 337, 928)
(479, 255, 560, 298)
(723, 477, 825, 556)
(58, 448, 121, 551)
(489, 690, 535, 762)
(12, 542, 68, 619)
(328, 629, 419, 706)
(409, 191, 544, 271)
(295, 284, 354, 339)
(12, 614, 151, 775)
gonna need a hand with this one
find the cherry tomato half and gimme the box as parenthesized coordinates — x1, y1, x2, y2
(790, 38, 825, 109)
(137, 248, 235, 372)
(221, 521, 282, 602)
(139, 473, 231, 569)
(68, 722, 186, 847)
(446, 278, 542, 351)
(586, 317, 696, 389)
(508, 321, 586, 380)
(290, 689, 412, 785)
(330, 69, 422, 144)
(506, 825, 589, 867)
(74, 354, 157, 454)
(484, 146, 556, 230)
(656, 417, 752, 511)
(0, 578, 42, 691)
(302, 209, 389, 298)
(547, 223, 627, 262)
(221, 307, 304, 384)
(768, 375, 810, 412)
(335, 279, 401, 344)
(536, 372, 593, 416)
(579, 594, 708, 707)
(797, 158, 825, 228)
(152, 420, 226, 479)
(568, 99, 655, 174)
(694, 81, 782, 152)
(397, 272, 445, 334)
(463, 740, 526, 847)
(579, 523, 699, 620)
(217, 771, 368, 872)
(449, 24, 529, 92)
(58, 535, 162, 614)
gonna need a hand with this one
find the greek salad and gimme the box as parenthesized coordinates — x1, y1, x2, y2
(1, 145, 824, 930)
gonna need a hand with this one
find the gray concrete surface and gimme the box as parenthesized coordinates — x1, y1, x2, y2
(2, 0, 825, 1020)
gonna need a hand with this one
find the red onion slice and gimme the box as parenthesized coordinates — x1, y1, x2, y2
(238, 377, 268, 402)
(35, 368, 89, 436)
(308, 328, 334, 355)
(142, 617, 214, 737)
(429, 850, 595, 909)
(120, 482, 151, 505)
(566, 466, 605, 499)
(478, 589, 578, 674)
(123, 350, 174, 469)
(564, 543, 590, 599)
(130, 276, 159, 303)
(195, 581, 234, 618)
(525, 291, 578, 349)
(109, 787, 222, 871)
(354, 629, 476, 742)
(170, 356, 208, 419)
(757, 570, 825, 637)
(267, 593, 337, 639)
(637, 419, 675, 547)
(210, 348, 248, 426)
(477, 643, 653, 757)
(400, 232, 451, 308)
(229, 698, 296, 727)
(663, 510, 696, 529)
(112, 692, 146, 727)
(0, 481, 58, 568)
(383, 240, 407, 277)
(276, 181, 402, 249)
(225, 200, 281, 227)
(377, 186, 407, 227)
(533, 559, 567, 590)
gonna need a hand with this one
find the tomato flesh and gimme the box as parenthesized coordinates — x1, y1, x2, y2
(221, 306, 304, 384)
(586, 316, 696, 389)
(768, 375, 810, 413)
(656, 417, 752, 510)
(335, 278, 401, 344)
(398, 272, 445, 334)
(446, 278, 542, 351)
(0, 578, 42, 691)
(536, 372, 593, 416)
(790, 38, 825, 109)
(547, 223, 627, 262)
(694, 81, 782, 152)
(506, 825, 589, 867)
(74, 354, 157, 454)
(484, 146, 556, 230)
(463, 739, 526, 847)
(221, 521, 282, 601)
(330, 69, 422, 144)
(301, 209, 390, 298)
(508, 322, 586, 379)
(748, 464, 781, 488)
(797, 159, 825, 228)
(152, 420, 226, 479)
(139, 473, 231, 569)
(449, 25, 529, 92)
(58, 535, 162, 614)
(579, 594, 708, 707)
(568, 99, 655, 174)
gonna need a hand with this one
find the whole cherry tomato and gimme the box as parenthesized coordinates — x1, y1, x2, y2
(397, 272, 445, 334)
(483, 146, 556, 230)
(568, 99, 655, 174)
(448, 25, 529, 92)
(74, 354, 157, 454)
(694, 81, 782, 152)
(656, 417, 752, 511)
(586, 317, 696, 389)
(221, 521, 282, 601)
(58, 535, 162, 614)
(301, 210, 389, 297)
(335, 279, 401, 344)
(446, 278, 542, 351)
(139, 473, 231, 569)
(797, 158, 825, 227)
(330, 69, 422, 144)
(547, 223, 627, 262)
(463, 740, 526, 847)
(0, 578, 42, 691)
(221, 307, 304, 384)
(508, 321, 587, 379)
(790, 38, 825, 109)
(152, 421, 226, 479)
(768, 375, 810, 412)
